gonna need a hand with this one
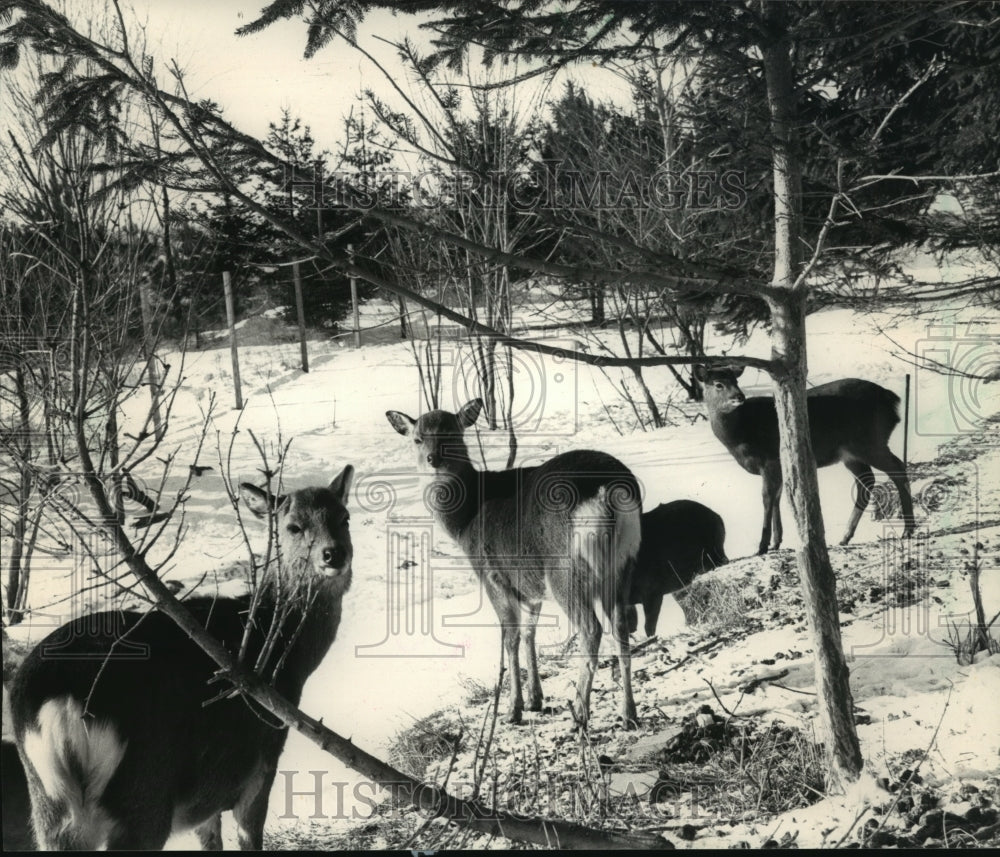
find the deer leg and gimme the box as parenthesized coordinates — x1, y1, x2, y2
(233, 758, 279, 851)
(613, 598, 638, 729)
(770, 463, 784, 550)
(759, 462, 783, 554)
(523, 601, 543, 712)
(105, 808, 173, 850)
(869, 449, 915, 537)
(195, 814, 224, 850)
(642, 595, 663, 637)
(501, 622, 524, 724)
(22, 767, 99, 850)
(771, 497, 783, 550)
(485, 578, 524, 724)
(571, 607, 602, 731)
(841, 459, 875, 545)
(626, 604, 639, 635)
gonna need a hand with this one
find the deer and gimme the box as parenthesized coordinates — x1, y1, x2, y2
(695, 365, 915, 554)
(10, 466, 355, 850)
(1, 738, 33, 851)
(386, 400, 641, 731)
(628, 500, 728, 637)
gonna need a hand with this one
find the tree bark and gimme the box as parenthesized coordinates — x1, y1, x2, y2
(761, 3, 863, 790)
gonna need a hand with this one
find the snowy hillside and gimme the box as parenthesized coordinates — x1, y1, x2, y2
(3, 292, 999, 849)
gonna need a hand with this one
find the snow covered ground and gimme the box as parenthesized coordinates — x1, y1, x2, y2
(3, 286, 999, 848)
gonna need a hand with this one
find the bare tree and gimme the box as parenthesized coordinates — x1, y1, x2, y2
(6, 0, 1000, 795)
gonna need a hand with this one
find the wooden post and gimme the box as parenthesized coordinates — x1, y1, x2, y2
(903, 373, 910, 470)
(222, 271, 243, 410)
(349, 243, 361, 348)
(293, 261, 309, 373)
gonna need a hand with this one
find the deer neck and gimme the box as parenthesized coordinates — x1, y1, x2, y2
(254, 575, 346, 701)
(707, 401, 746, 447)
(428, 461, 482, 541)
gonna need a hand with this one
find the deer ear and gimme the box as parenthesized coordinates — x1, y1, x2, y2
(693, 365, 708, 382)
(458, 399, 484, 429)
(386, 410, 416, 437)
(730, 365, 745, 378)
(239, 483, 284, 518)
(329, 464, 355, 505)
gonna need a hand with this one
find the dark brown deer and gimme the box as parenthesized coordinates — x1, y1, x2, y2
(2, 739, 33, 851)
(628, 500, 728, 637)
(386, 400, 641, 730)
(695, 365, 915, 554)
(10, 466, 355, 850)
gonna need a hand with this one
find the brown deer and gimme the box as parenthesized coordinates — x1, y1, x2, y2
(10, 466, 355, 850)
(628, 500, 728, 637)
(695, 365, 915, 554)
(386, 400, 641, 730)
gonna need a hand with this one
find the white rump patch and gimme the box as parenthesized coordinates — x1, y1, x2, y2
(615, 500, 641, 564)
(570, 497, 641, 618)
(22, 697, 127, 846)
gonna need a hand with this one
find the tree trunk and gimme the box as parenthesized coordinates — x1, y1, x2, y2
(630, 366, 664, 428)
(6, 364, 31, 624)
(768, 294, 863, 789)
(761, 4, 863, 790)
(138, 273, 164, 440)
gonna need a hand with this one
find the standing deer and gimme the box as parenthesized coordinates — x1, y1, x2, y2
(628, 500, 728, 637)
(695, 365, 915, 554)
(386, 400, 641, 730)
(10, 466, 355, 850)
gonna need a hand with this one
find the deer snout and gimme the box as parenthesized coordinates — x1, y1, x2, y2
(732, 391, 746, 405)
(426, 452, 442, 468)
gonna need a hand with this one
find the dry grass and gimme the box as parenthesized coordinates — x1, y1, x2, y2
(388, 709, 465, 780)
(944, 542, 1000, 665)
(679, 570, 782, 636)
(646, 709, 826, 819)
(458, 675, 495, 707)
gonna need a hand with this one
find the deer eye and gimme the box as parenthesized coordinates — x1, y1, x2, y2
(287, 523, 303, 535)
(414, 437, 422, 445)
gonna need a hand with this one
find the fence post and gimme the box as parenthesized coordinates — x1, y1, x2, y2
(903, 373, 910, 470)
(349, 243, 361, 348)
(222, 270, 243, 410)
(293, 260, 309, 373)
